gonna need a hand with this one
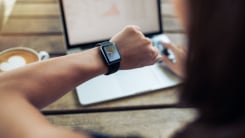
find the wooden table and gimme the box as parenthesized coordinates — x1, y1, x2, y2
(0, 0, 197, 137)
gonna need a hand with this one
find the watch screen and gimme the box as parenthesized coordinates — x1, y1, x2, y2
(104, 45, 120, 62)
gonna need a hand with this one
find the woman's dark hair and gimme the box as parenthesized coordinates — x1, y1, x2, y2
(181, 0, 245, 124)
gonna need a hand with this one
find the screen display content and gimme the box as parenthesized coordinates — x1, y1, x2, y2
(60, 0, 162, 48)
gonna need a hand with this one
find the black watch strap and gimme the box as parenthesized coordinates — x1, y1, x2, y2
(105, 59, 120, 75)
(98, 41, 121, 75)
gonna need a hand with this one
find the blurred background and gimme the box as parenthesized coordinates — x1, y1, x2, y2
(0, 0, 16, 30)
(0, 0, 184, 56)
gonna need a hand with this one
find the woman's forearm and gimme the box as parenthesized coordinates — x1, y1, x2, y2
(0, 47, 106, 108)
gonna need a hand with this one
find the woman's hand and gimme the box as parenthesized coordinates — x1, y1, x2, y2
(110, 25, 161, 70)
(161, 42, 187, 78)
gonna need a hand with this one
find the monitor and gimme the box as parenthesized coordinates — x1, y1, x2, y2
(59, 0, 163, 48)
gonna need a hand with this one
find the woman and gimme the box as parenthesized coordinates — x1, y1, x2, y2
(2, 0, 244, 137)
(164, 0, 245, 137)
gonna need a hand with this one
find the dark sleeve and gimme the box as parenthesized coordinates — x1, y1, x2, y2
(87, 131, 143, 138)
(74, 128, 143, 138)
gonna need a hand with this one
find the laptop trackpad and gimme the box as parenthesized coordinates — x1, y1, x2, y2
(114, 66, 162, 94)
(76, 64, 179, 105)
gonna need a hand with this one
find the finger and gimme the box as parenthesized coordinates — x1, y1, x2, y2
(161, 42, 180, 54)
(155, 54, 163, 62)
(174, 44, 187, 53)
(152, 47, 162, 62)
(132, 25, 141, 30)
(127, 25, 142, 33)
(162, 55, 175, 69)
(135, 29, 145, 38)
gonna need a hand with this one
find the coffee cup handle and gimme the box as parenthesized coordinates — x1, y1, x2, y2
(38, 51, 50, 60)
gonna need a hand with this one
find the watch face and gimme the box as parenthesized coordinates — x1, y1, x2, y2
(104, 45, 120, 62)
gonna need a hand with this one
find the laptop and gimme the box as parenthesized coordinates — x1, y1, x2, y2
(59, 0, 180, 105)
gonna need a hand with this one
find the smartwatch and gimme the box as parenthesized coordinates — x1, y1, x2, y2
(97, 41, 121, 75)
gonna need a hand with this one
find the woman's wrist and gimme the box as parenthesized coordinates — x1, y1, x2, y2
(90, 47, 108, 75)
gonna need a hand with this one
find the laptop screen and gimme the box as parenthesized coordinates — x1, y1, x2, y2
(59, 0, 163, 48)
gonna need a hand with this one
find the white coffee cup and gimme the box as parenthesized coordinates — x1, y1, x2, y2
(0, 47, 49, 72)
